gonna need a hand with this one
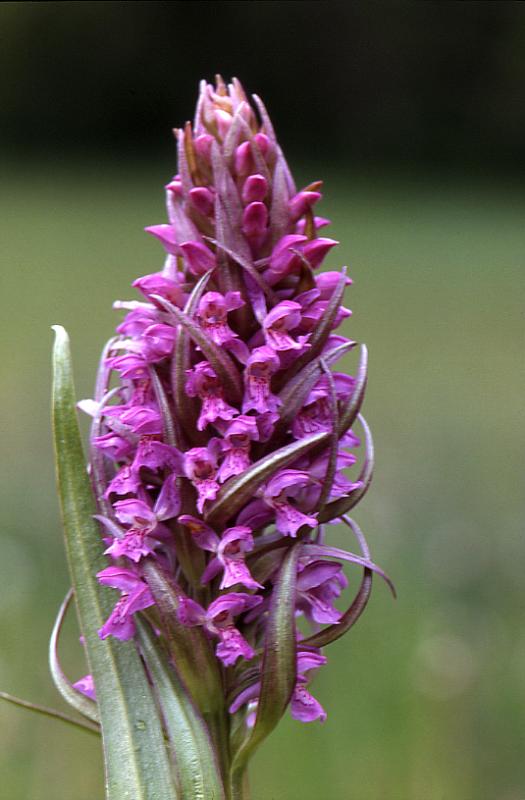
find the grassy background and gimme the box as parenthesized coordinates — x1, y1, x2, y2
(0, 161, 523, 799)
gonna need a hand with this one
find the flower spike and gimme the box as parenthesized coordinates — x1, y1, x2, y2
(49, 76, 391, 799)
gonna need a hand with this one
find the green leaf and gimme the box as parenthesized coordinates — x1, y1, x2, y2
(48, 588, 100, 724)
(302, 569, 373, 649)
(316, 361, 339, 512)
(318, 413, 374, 524)
(230, 545, 299, 788)
(0, 691, 100, 736)
(301, 517, 373, 648)
(268, 156, 291, 245)
(52, 325, 178, 800)
(141, 560, 224, 720)
(136, 618, 226, 800)
(264, 340, 355, 452)
(301, 544, 395, 595)
(205, 430, 329, 528)
(338, 344, 368, 435)
(149, 366, 181, 449)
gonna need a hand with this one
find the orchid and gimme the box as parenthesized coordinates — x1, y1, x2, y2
(22, 76, 393, 800)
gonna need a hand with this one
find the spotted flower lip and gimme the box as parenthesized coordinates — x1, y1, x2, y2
(177, 592, 263, 666)
(241, 346, 281, 416)
(81, 76, 391, 743)
(197, 290, 245, 345)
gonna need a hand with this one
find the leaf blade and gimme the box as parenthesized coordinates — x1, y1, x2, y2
(0, 691, 100, 736)
(318, 413, 374, 523)
(301, 517, 373, 648)
(52, 326, 178, 800)
(171, 271, 213, 445)
(338, 344, 368, 436)
(48, 588, 100, 724)
(231, 544, 299, 782)
(141, 560, 224, 719)
(205, 430, 329, 528)
(136, 618, 226, 800)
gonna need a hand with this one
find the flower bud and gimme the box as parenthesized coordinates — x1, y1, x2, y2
(241, 173, 268, 204)
(242, 201, 268, 247)
(189, 186, 214, 217)
(179, 240, 216, 275)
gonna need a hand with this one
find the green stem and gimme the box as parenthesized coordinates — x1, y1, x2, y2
(207, 709, 232, 794)
(228, 765, 251, 800)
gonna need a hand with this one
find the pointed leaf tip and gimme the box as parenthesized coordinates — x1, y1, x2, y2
(49, 589, 99, 724)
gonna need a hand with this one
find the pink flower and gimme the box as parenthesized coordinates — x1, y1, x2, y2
(197, 291, 245, 345)
(262, 301, 310, 352)
(262, 470, 318, 537)
(97, 566, 155, 640)
(185, 361, 238, 431)
(180, 516, 262, 590)
(216, 415, 259, 482)
(177, 592, 263, 667)
(184, 445, 221, 513)
(242, 346, 281, 415)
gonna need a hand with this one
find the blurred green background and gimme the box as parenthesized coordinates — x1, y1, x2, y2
(1, 3, 523, 799)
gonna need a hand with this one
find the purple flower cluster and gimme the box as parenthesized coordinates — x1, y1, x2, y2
(79, 77, 387, 726)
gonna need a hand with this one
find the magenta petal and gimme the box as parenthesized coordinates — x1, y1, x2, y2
(145, 224, 178, 254)
(201, 557, 223, 584)
(104, 466, 141, 498)
(96, 566, 144, 593)
(98, 585, 154, 641)
(114, 499, 157, 530)
(178, 515, 220, 552)
(273, 503, 318, 538)
(99, 600, 137, 641)
(220, 559, 262, 590)
(228, 681, 261, 714)
(264, 469, 312, 498)
(297, 561, 343, 591)
(153, 473, 181, 520)
(236, 499, 274, 530)
(215, 627, 255, 666)
(296, 650, 327, 674)
(73, 674, 96, 701)
(241, 174, 268, 204)
(177, 597, 207, 627)
(104, 529, 157, 562)
(180, 240, 216, 275)
(290, 685, 326, 723)
(208, 592, 262, 621)
(133, 440, 184, 474)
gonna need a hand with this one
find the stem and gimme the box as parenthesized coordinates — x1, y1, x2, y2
(229, 766, 250, 800)
(206, 708, 232, 798)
